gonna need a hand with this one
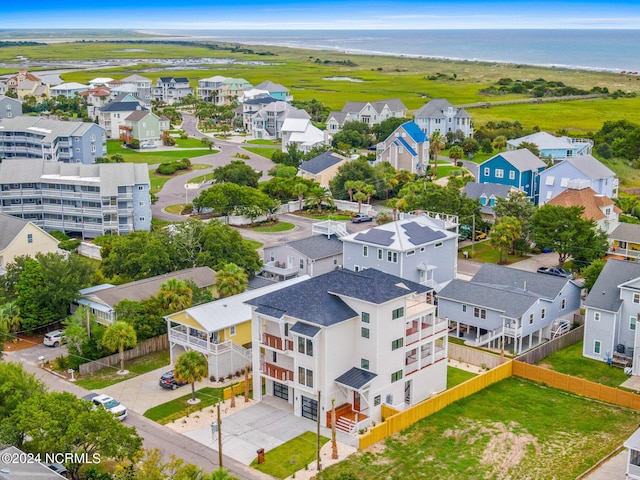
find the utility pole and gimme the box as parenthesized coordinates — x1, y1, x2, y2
(217, 400, 223, 469)
(471, 214, 476, 254)
(316, 390, 322, 472)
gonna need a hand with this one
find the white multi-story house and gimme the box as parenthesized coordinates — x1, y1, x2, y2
(50, 82, 88, 99)
(120, 74, 153, 107)
(240, 96, 280, 131)
(341, 213, 459, 291)
(246, 268, 447, 432)
(281, 118, 325, 153)
(0, 159, 151, 238)
(413, 98, 473, 138)
(197, 75, 227, 103)
(152, 77, 193, 105)
(251, 102, 310, 140)
(325, 99, 407, 142)
(0, 116, 106, 164)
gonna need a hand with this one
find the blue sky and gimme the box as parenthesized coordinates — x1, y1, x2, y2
(4, 1, 640, 30)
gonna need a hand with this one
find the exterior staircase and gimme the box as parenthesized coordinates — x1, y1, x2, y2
(335, 416, 356, 434)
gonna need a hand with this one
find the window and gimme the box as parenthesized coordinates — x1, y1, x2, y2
(387, 251, 398, 263)
(299, 368, 313, 387)
(363, 245, 368, 257)
(541, 308, 546, 319)
(484, 167, 490, 176)
(561, 298, 566, 310)
(138, 186, 144, 191)
(406, 250, 415, 256)
(420, 247, 425, 252)
(229, 325, 236, 336)
(299, 367, 305, 384)
(473, 308, 486, 319)
(333, 256, 338, 265)
(269, 251, 275, 262)
(90, 134, 95, 141)
(634, 293, 640, 304)
(462, 305, 467, 313)
(361, 358, 370, 370)
(594, 340, 601, 355)
(529, 313, 534, 325)
(594, 311, 600, 322)
(391, 338, 403, 350)
(139, 201, 144, 206)
(377, 249, 383, 260)
(374, 395, 381, 406)
(391, 370, 403, 383)
(509, 171, 515, 180)
(139, 216, 145, 222)
(273, 351, 277, 362)
(495, 169, 504, 179)
(435, 242, 443, 248)
(298, 337, 313, 356)
(392, 307, 404, 320)
(27, 233, 33, 244)
(300, 259, 304, 269)
(354, 265, 360, 272)
(284, 323, 289, 337)
(545, 176, 555, 186)
(307, 369, 313, 388)
(361, 327, 370, 339)
(361, 312, 370, 323)
(631, 316, 637, 331)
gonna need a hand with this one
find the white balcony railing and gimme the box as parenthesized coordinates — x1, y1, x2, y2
(262, 261, 298, 276)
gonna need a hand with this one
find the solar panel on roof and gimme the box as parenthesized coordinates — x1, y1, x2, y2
(402, 222, 447, 246)
(354, 230, 394, 246)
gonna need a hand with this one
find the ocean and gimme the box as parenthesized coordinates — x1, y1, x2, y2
(147, 29, 640, 73)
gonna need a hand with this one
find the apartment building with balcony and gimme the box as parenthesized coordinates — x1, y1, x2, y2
(341, 213, 459, 291)
(438, 264, 581, 354)
(250, 101, 310, 140)
(152, 77, 193, 105)
(0, 159, 151, 238)
(246, 268, 447, 433)
(0, 116, 106, 164)
(166, 276, 308, 381)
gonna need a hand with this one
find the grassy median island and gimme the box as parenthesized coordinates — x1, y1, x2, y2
(319, 377, 640, 480)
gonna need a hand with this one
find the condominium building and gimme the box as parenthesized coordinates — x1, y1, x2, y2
(0, 116, 106, 164)
(0, 159, 151, 238)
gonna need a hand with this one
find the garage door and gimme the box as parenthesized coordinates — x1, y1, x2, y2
(301, 395, 318, 421)
(273, 381, 288, 401)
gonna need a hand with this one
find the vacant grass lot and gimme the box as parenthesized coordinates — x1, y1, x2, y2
(144, 386, 227, 425)
(75, 350, 170, 390)
(458, 241, 528, 265)
(319, 377, 640, 480)
(537, 341, 630, 388)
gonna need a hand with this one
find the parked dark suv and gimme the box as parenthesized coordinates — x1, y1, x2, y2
(159, 370, 186, 390)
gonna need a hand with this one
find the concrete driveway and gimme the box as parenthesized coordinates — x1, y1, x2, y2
(183, 396, 358, 466)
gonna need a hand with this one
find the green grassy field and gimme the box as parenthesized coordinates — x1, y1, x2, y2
(251, 431, 329, 478)
(5, 40, 638, 133)
(319, 377, 640, 480)
(149, 163, 209, 194)
(458, 240, 529, 265)
(106, 141, 213, 164)
(242, 146, 278, 159)
(446, 366, 477, 389)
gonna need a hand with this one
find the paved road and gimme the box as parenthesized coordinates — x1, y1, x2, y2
(3, 350, 273, 480)
(151, 112, 276, 223)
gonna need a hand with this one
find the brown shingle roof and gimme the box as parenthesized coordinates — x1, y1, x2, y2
(546, 187, 621, 221)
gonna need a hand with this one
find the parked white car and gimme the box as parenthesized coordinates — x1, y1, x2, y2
(43, 330, 64, 347)
(83, 393, 127, 421)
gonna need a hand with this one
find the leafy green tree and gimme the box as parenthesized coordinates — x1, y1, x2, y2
(215, 263, 248, 298)
(429, 131, 446, 177)
(480, 138, 493, 154)
(531, 205, 607, 266)
(114, 298, 165, 342)
(0, 302, 21, 336)
(582, 259, 606, 293)
(518, 141, 540, 156)
(10, 391, 141, 480)
(0, 361, 45, 425)
(174, 350, 208, 403)
(102, 321, 137, 373)
(62, 305, 92, 354)
(212, 160, 261, 187)
(193, 183, 274, 216)
(462, 138, 480, 156)
(329, 158, 380, 201)
(397, 181, 481, 220)
(493, 190, 537, 239)
(101, 231, 174, 282)
(331, 121, 372, 149)
(449, 145, 464, 161)
(306, 186, 335, 213)
(268, 165, 298, 178)
(489, 216, 522, 263)
(157, 278, 193, 312)
(201, 137, 215, 151)
(372, 117, 408, 143)
(492, 135, 507, 152)
(199, 222, 262, 273)
(259, 177, 317, 202)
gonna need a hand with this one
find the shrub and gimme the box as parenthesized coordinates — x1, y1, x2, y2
(58, 239, 81, 251)
(163, 136, 176, 146)
(157, 163, 178, 175)
(129, 138, 140, 149)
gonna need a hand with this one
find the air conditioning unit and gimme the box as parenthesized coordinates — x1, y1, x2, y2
(334, 264, 343, 270)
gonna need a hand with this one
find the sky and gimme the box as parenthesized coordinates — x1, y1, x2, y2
(3, 0, 640, 30)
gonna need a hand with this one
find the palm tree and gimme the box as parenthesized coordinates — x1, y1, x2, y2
(363, 184, 376, 204)
(174, 350, 209, 403)
(307, 186, 334, 214)
(293, 183, 308, 211)
(489, 216, 522, 264)
(344, 180, 357, 202)
(354, 191, 367, 213)
(215, 263, 248, 298)
(0, 302, 21, 334)
(429, 131, 446, 179)
(492, 135, 507, 152)
(158, 278, 193, 312)
(102, 321, 137, 374)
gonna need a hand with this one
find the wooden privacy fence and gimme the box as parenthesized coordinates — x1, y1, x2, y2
(79, 334, 169, 375)
(359, 361, 513, 449)
(512, 360, 640, 410)
(223, 375, 253, 400)
(516, 325, 584, 365)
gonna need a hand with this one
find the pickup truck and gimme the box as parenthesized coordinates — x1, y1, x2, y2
(351, 213, 373, 223)
(83, 393, 127, 421)
(536, 266, 573, 278)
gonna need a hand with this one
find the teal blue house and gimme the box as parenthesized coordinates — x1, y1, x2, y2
(478, 149, 546, 204)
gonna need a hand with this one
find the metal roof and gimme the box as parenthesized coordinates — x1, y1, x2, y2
(290, 322, 321, 337)
(335, 367, 377, 389)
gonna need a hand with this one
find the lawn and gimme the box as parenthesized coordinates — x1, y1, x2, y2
(246, 139, 280, 146)
(250, 222, 295, 232)
(164, 204, 185, 215)
(537, 341, 631, 388)
(319, 377, 640, 480)
(106, 140, 213, 164)
(75, 350, 170, 390)
(242, 146, 278, 159)
(149, 163, 210, 194)
(458, 240, 529, 265)
(294, 212, 353, 221)
(244, 239, 264, 250)
(251, 431, 329, 479)
(144, 386, 228, 425)
(446, 366, 478, 389)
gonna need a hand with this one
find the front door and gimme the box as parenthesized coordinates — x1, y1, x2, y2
(353, 391, 361, 412)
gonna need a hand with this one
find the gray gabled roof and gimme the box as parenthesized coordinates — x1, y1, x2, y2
(285, 234, 344, 260)
(462, 182, 516, 201)
(0, 212, 31, 250)
(414, 98, 453, 119)
(247, 268, 429, 327)
(290, 321, 321, 337)
(609, 223, 640, 243)
(483, 149, 546, 171)
(299, 151, 347, 175)
(99, 101, 146, 112)
(565, 155, 615, 180)
(584, 259, 640, 312)
(470, 263, 570, 299)
(335, 367, 377, 389)
(254, 80, 289, 93)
